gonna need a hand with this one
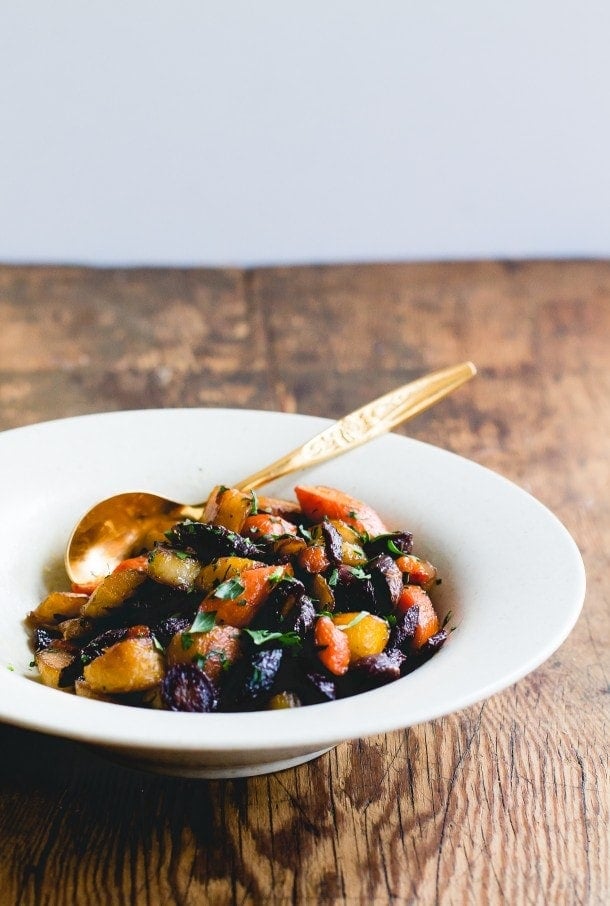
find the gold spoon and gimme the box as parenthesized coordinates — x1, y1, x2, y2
(66, 361, 476, 586)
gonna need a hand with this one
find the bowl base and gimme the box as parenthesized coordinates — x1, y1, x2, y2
(97, 745, 335, 779)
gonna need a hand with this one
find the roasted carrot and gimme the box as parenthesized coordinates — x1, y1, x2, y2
(395, 554, 437, 589)
(257, 495, 302, 517)
(314, 615, 350, 676)
(166, 624, 242, 682)
(242, 513, 298, 538)
(294, 485, 388, 537)
(199, 563, 293, 628)
(297, 544, 330, 574)
(113, 555, 149, 574)
(397, 586, 440, 648)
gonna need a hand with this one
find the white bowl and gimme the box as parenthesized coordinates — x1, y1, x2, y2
(0, 409, 585, 778)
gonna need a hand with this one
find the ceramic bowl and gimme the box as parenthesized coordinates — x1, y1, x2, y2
(0, 409, 585, 777)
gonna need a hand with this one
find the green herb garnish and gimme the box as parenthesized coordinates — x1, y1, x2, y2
(212, 577, 245, 600)
(190, 611, 217, 633)
(387, 539, 403, 556)
(193, 649, 229, 671)
(249, 489, 259, 515)
(268, 569, 286, 585)
(243, 628, 302, 648)
(346, 565, 371, 580)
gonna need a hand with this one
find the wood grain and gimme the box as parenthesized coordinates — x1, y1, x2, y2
(0, 261, 608, 905)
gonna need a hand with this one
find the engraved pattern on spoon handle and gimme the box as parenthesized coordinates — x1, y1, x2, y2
(235, 362, 476, 492)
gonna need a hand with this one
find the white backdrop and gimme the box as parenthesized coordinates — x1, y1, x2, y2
(1, 2, 609, 267)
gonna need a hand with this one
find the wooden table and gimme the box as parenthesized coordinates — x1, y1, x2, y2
(0, 261, 608, 905)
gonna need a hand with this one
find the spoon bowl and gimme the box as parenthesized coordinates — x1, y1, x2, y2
(66, 362, 476, 586)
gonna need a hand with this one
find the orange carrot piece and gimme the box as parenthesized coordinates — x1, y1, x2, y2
(397, 586, 440, 648)
(314, 615, 350, 676)
(199, 563, 292, 628)
(297, 544, 330, 574)
(242, 513, 298, 538)
(395, 554, 437, 588)
(113, 555, 149, 574)
(257, 495, 302, 517)
(294, 485, 388, 537)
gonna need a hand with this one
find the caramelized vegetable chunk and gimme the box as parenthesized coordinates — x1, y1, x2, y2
(167, 521, 262, 562)
(147, 546, 201, 591)
(35, 647, 79, 689)
(195, 556, 264, 595)
(295, 485, 388, 537)
(83, 637, 164, 694)
(314, 615, 350, 676)
(198, 564, 293, 628)
(395, 554, 437, 589)
(331, 612, 390, 665)
(166, 624, 242, 682)
(242, 513, 298, 538)
(161, 663, 217, 712)
(28, 591, 88, 626)
(81, 569, 148, 618)
(205, 487, 254, 533)
(397, 586, 440, 649)
(297, 544, 330, 574)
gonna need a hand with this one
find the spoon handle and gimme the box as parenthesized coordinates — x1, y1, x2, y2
(234, 361, 476, 492)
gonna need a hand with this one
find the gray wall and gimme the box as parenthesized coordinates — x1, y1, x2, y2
(1, 1, 608, 266)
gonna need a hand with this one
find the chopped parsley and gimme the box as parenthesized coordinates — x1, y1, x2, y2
(193, 649, 230, 671)
(267, 569, 286, 585)
(249, 490, 259, 515)
(190, 610, 217, 634)
(243, 628, 301, 648)
(212, 577, 245, 600)
(346, 565, 371, 580)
